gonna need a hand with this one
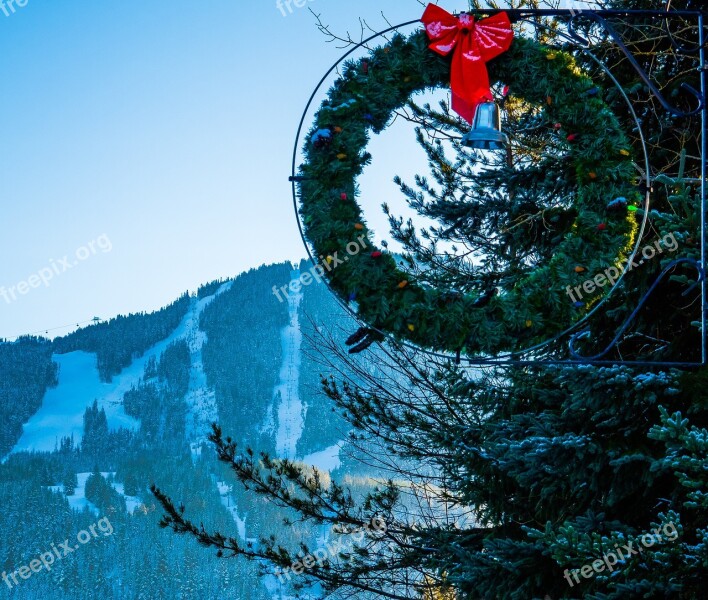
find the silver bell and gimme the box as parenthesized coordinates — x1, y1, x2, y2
(461, 101, 509, 150)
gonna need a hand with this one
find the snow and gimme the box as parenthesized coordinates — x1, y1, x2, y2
(111, 480, 143, 514)
(11, 351, 140, 454)
(10, 282, 232, 457)
(215, 479, 247, 541)
(268, 271, 343, 473)
(274, 270, 305, 460)
(303, 443, 343, 473)
(263, 574, 294, 600)
(48, 472, 143, 515)
(48, 472, 98, 515)
(184, 282, 232, 445)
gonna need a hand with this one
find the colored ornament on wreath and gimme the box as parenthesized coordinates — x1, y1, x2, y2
(607, 197, 628, 210)
(311, 129, 332, 148)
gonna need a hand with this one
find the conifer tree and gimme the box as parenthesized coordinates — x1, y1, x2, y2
(154, 1, 708, 598)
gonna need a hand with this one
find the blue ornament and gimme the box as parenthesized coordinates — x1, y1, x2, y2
(311, 129, 332, 148)
(587, 87, 600, 97)
(364, 114, 374, 122)
(607, 197, 628, 210)
(322, 99, 358, 113)
(573, 301, 584, 308)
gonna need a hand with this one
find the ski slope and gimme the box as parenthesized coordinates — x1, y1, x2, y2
(12, 283, 231, 456)
(269, 269, 343, 471)
(12, 351, 140, 454)
(274, 269, 304, 459)
(184, 282, 232, 444)
(216, 479, 247, 540)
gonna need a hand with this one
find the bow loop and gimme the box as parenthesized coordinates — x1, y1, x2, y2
(421, 4, 514, 123)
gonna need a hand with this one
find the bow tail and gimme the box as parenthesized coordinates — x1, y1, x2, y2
(450, 49, 492, 124)
(451, 91, 477, 125)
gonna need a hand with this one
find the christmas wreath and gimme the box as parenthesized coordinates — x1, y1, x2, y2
(296, 9, 639, 356)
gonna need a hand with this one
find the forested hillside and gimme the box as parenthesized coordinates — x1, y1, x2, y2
(200, 263, 292, 450)
(0, 338, 58, 457)
(0, 262, 358, 599)
(296, 259, 351, 458)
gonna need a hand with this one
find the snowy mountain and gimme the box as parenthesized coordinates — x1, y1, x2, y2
(0, 262, 357, 600)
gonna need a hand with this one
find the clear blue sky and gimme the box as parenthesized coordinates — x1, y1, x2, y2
(0, 0, 447, 339)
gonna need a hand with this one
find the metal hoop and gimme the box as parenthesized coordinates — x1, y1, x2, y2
(290, 9, 707, 368)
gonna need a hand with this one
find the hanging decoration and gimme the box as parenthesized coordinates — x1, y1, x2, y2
(421, 4, 514, 123)
(295, 11, 638, 355)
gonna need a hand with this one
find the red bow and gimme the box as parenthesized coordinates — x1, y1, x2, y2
(421, 4, 514, 123)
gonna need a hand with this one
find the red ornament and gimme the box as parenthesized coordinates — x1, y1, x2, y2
(597, 223, 607, 231)
(371, 251, 383, 258)
(422, 4, 514, 123)
(567, 133, 579, 142)
(362, 60, 369, 75)
(554, 123, 562, 130)
(340, 193, 348, 200)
